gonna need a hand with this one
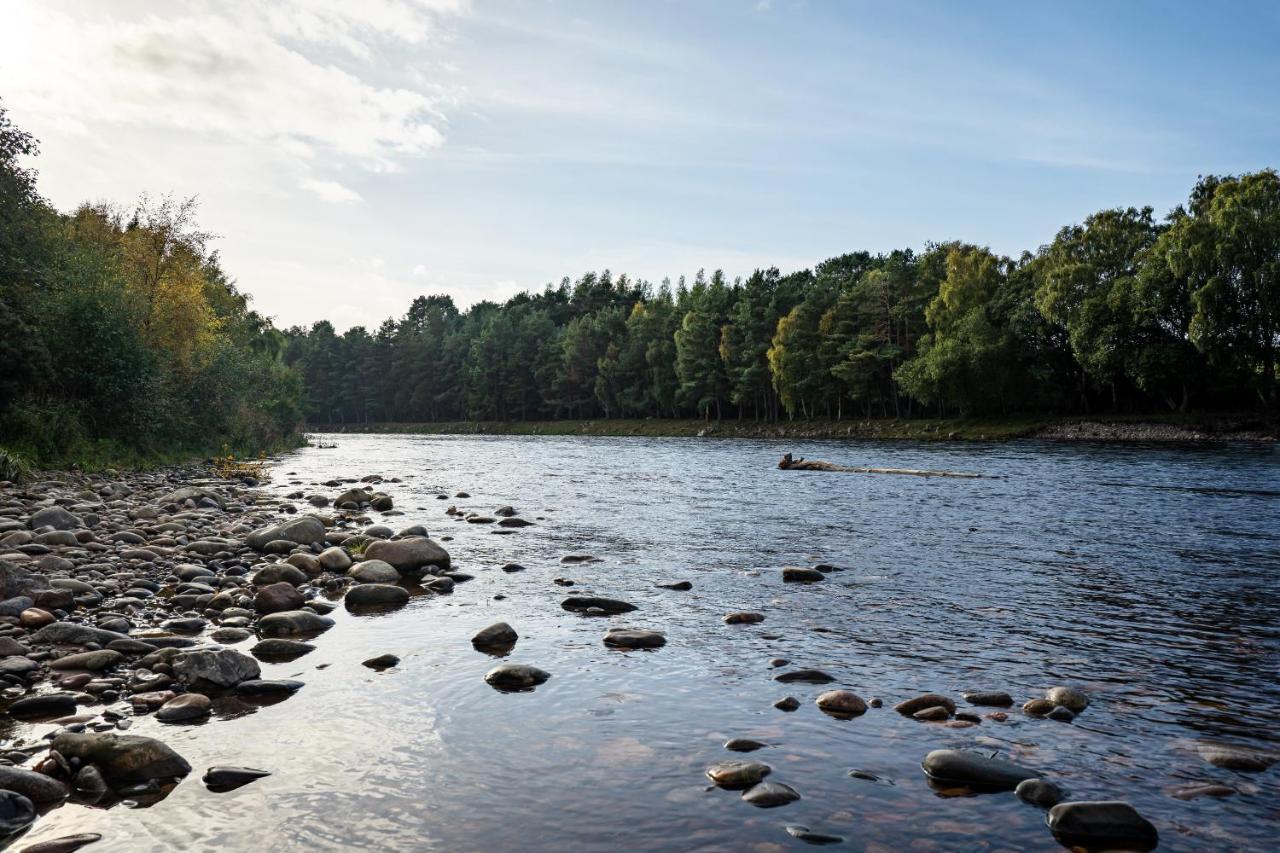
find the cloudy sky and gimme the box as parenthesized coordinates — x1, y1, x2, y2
(2, 1, 1277, 331)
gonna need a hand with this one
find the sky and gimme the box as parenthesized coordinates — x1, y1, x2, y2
(1, 0, 1278, 332)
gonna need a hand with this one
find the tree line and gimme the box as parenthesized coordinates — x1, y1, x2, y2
(286, 172, 1279, 424)
(0, 104, 302, 464)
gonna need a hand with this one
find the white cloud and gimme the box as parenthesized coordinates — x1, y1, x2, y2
(300, 178, 363, 204)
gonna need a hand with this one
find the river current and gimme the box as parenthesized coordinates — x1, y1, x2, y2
(19, 434, 1280, 851)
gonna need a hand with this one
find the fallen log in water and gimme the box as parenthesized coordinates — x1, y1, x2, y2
(777, 453, 996, 479)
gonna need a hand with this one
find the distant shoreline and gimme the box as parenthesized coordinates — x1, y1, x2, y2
(305, 414, 1277, 444)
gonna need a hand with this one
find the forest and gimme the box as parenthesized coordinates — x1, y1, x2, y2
(285, 174, 1280, 425)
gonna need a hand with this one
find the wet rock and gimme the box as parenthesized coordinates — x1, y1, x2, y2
(922, 749, 1040, 789)
(0, 562, 48, 600)
(774, 668, 835, 684)
(49, 650, 123, 672)
(1047, 705, 1076, 722)
(603, 628, 666, 649)
(284, 552, 322, 577)
(894, 693, 957, 716)
(0, 765, 69, 804)
(496, 517, 533, 528)
(0, 790, 35, 837)
(1022, 698, 1055, 716)
(257, 610, 335, 637)
(1047, 801, 1158, 851)
(561, 596, 636, 615)
(560, 554, 600, 564)
(317, 546, 352, 572)
(913, 706, 951, 722)
(471, 623, 518, 653)
(723, 611, 764, 624)
(246, 516, 326, 550)
(50, 732, 191, 784)
(423, 576, 454, 594)
(203, 766, 271, 791)
(19, 832, 104, 853)
(742, 781, 800, 807)
(172, 647, 261, 690)
(815, 690, 868, 717)
(8, 693, 78, 719)
(724, 738, 768, 752)
(782, 567, 824, 583)
(705, 759, 771, 789)
(656, 581, 692, 591)
(1170, 783, 1236, 799)
(1197, 743, 1275, 772)
(963, 690, 1013, 707)
(156, 692, 212, 722)
(348, 560, 400, 584)
(250, 639, 315, 661)
(784, 825, 843, 845)
(71, 765, 108, 801)
(345, 583, 409, 608)
(1045, 686, 1089, 713)
(236, 679, 304, 697)
(362, 653, 400, 669)
(252, 564, 307, 587)
(255, 581, 304, 614)
(29, 622, 127, 647)
(1016, 777, 1065, 808)
(774, 696, 800, 712)
(362, 537, 450, 577)
(500, 563, 526, 573)
(483, 663, 550, 691)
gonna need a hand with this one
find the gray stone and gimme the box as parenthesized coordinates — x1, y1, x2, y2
(250, 639, 315, 660)
(921, 749, 1040, 789)
(344, 583, 409, 608)
(29, 506, 81, 531)
(0, 765, 69, 803)
(484, 663, 550, 691)
(894, 693, 957, 715)
(257, 610, 334, 637)
(50, 732, 191, 784)
(246, 516, 326, 551)
(742, 780, 800, 807)
(815, 690, 867, 716)
(362, 536, 451, 577)
(1016, 778, 1065, 808)
(1045, 686, 1089, 713)
(172, 647, 261, 690)
(603, 628, 666, 649)
(561, 596, 636, 615)
(706, 760, 771, 788)
(1047, 801, 1158, 851)
(347, 559, 400, 584)
(49, 650, 123, 672)
(156, 692, 212, 721)
(472, 622, 518, 652)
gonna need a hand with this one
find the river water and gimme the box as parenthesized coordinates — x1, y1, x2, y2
(18, 434, 1280, 851)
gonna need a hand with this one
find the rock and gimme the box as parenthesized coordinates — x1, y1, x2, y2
(603, 628, 666, 649)
(560, 554, 599, 564)
(362, 537, 450, 577)
(705, 760, 771, 788)
(0, 561, 50, 599)
(203, 766, 270, 791)
(724, 738, 768, 752)
(723, 611, 764, 624)
(71, 765, 108, 801)
(362, 653, 400, 669)
(1170, 783, 1236, 799)
(255, 581, 304, 614)
(484, 663, 550, 691)
(257, 610, 334, 637)
(156, 692, 212, 722)
(784, 826, 843, 845)
(914, 706, 951, 721)
(1045, 686, 1089, 713)
(348, 560, 401, 584)
(284, 552, 322, 577)
(246, 515, 326, 550)
(317, 546, 352, 572)
(1047, 705, 1075, 722)
(423, 576, 454, 594)
(774, 696, 800, 711)
(344, 583, 409, 608)
(8, 693, 78, 719)
(782, 567, 824, 583)
(657, 581, 692, 591)
(236, 679, 304, 697)
(49, 649, 123, 672)
(0, 790, 35, 837)
(0, 765, 69, 803)
(1016, 777, 1065, 807)
(28, 506, 81, 530)
(172, 647, 261, 690)
(1023, 698, 1055, 715)
(50, 732, 191, 784)
(894, 693, 957, 716)
(159, 486, 225, 508)
(250, 639, 315, 661)
(19, 833, 103, 853)
(561, 596, 637, 615)
(921, 749, 1041, 789)
(211, 627, 252, 643)
(741, 780, 800, 807)
(1047, 801, 1158, 851)
(815, 690, 868, 717)
(471, 623, 518, 652)
(963, 690, 1013, 707)
(1197, 743, 1275, 772)
(774, 668, 835, 684)
(500, 563, 526, 573)
(252, 564, 308, 587)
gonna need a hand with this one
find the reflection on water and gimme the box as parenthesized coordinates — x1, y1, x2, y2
(17, 435, 1280, 851)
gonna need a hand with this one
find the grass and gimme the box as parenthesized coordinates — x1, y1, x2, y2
(0, 434, 306, 476)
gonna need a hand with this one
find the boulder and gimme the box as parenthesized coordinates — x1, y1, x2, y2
(348, 559, 400, 584)
(28, 506, 81, 531)
(172, 647, 261, 690)
(254, 581, 304, 614)
(362, 537, 450, 577)
(246, 516, 326, 551)
(50, 732, 191, 784)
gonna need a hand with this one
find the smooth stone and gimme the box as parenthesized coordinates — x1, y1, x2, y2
(236, 679, 304, 697)
(156, 692, 212, 722)
(815, 690, 868, 717)
(561, 596, 636, 615)
(741, 780, 800, 807)
(1197, 743, 1275, 772)
(784, 826, 843, 845)
(781, 567, 824, 583)
(172, 647, 261, 690)
(50, 732, 191, 784)
(500, 563, 525, 573)
(913, 706, 951, 722)
(0, 765, 69, 803)
(724, 738, 768, 752)
(250, 639, 315, 660)
(705, 760, 771, 789)
(921, 749, 1041, 789)
(257, 610, 334, 637)
(245, 516, 326, 551)
(9, 693, 78, 719)
(49, 650, 123, 672)
(18, 832, 104, 853)
(774, 696, 800, 712)
(603, 628, 666, 649)
(347, 560, 400, 584)
(774, 668, 835, 684)
(254, 581, 304, 614)
(963, 690, 1013, 706)
(0, 790, 35, 837)
(1045, 685, 1089, 713)
(1047, 705, 1076, 722)
(362, 537, 450, 576)
(471, 623, 518, 652)
(1047, 801, 1158, 851)
(252, 564, 307, 587)
(1170, 784, 1236, 799)
(317, 546, 352, 572)
(656, 581, 692, 590)
(344, 583, 409, 608)
(362, 654, 400, 669)
(1023, 698, 1055, 715)
(483, 663, 550, 691)
(895, 693, 957, 715)
(1016, 777, 1065, 807)
(203, 766, 271, 791)
(723, 611, 764, 624)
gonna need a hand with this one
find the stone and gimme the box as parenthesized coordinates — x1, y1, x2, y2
(362, 536, 450, 577)
(774, 668, 835, 684)
(18, 833, 103, 853)
(963, 690, 1013, 707)
(254, 581, 305, 614)
(471, 622, 518, 652)
(782, 567, 824, 583)
(913, 706, 951, 722)
(0, 560, 51, 599)
(1045, 686, 1089, 713)
(348, 559, 401, 584)
(894, 693, 957, 716)
(284, 552, 322, 577)
(603, 628, 666, 649)
(1016, 777, 1065, 808)
(252, 564, 308, 587)
(921, 749, 1041, 790)
(159, 486, 225, 508)
(211, 627, 252, 643)
(236, 679, 304, 697)
(723, 611, 764, 624)
(0, 765, 69, 803)
(29, 506, 81, 530)
(1047, 801, 1158, 851)
(317, 546, 352, 572)
(561, 596, 636, 615)
(49, 650, 123, 672)
(362, 653, 400, 669)
(484, 663, 550, 691)
(156, 692, 212, 722)
(172, 647, 261, 690)
(1170, 784, 1236, 799)
(250, 639, 315, 661)
(741, 781, 800, 807)
(1047, 705, 1075, 722)
(50, 732, 191, 784)
(0, 790, 35, 837)
(657, 581, 692, 591)
(724, 738, 768, 752)
(774, 696, 800, 711)
(8, 693, 78, 719)
(344, 583, 409, 608)
(500, 563, 526, 573)
(246, 515, 326, 550)
(203, 766, 271, 791)
(815, 690, 868, 717)
(496, 517, 532, 528)
(1022, 698, 1055, 715)
(257, 610, 334, 637)
(784, 826, 843, 845)
(705, 760, 771, 789)
(1197, 743, 1275, 772)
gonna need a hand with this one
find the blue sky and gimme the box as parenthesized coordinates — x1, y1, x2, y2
(2, 0, 1278, 330)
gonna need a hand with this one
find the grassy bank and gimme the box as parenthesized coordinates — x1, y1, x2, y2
(0, 434, 306, 481)
(305, 413, 1276, 443)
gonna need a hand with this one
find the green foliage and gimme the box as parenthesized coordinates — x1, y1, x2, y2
(0, 447, 33, 483)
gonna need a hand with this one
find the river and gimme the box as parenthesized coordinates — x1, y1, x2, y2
(19, 434, 1280, 851)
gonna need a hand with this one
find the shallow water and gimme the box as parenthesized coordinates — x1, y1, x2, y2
(18, 434, 1280, 851)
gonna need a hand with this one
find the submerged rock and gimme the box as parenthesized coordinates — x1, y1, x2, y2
(1015, 777, 1065, 808)
(723, 611, 764, 625)
(815, 690, 868, 717)
(471, 622, 518, 653)
(921, 749, 1040, 790)
(1047, 801, 1158, 851)
(257, 610, 334, 637)
(344, 583, 409, 609)
(741, 780, 800, 807)
(963, 690, 1013, 707)
(782, 567, 824, 583)
(251, 639, 315, 661)
(484, 663, 550, 691)
(706, 760, 771, 789)
(562, 596, 636, 615)
(603, 628, 666, 649)
(724, 738, 768, 752)
(1045, 685, 1089, 713)
(1197, 743, 1275, 772)
(774, 668, 835, 684)
(894, 693, 957, 716)
(204, 766, 271, 791)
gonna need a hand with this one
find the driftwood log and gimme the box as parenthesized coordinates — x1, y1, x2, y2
(777, 452, 993, 479)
